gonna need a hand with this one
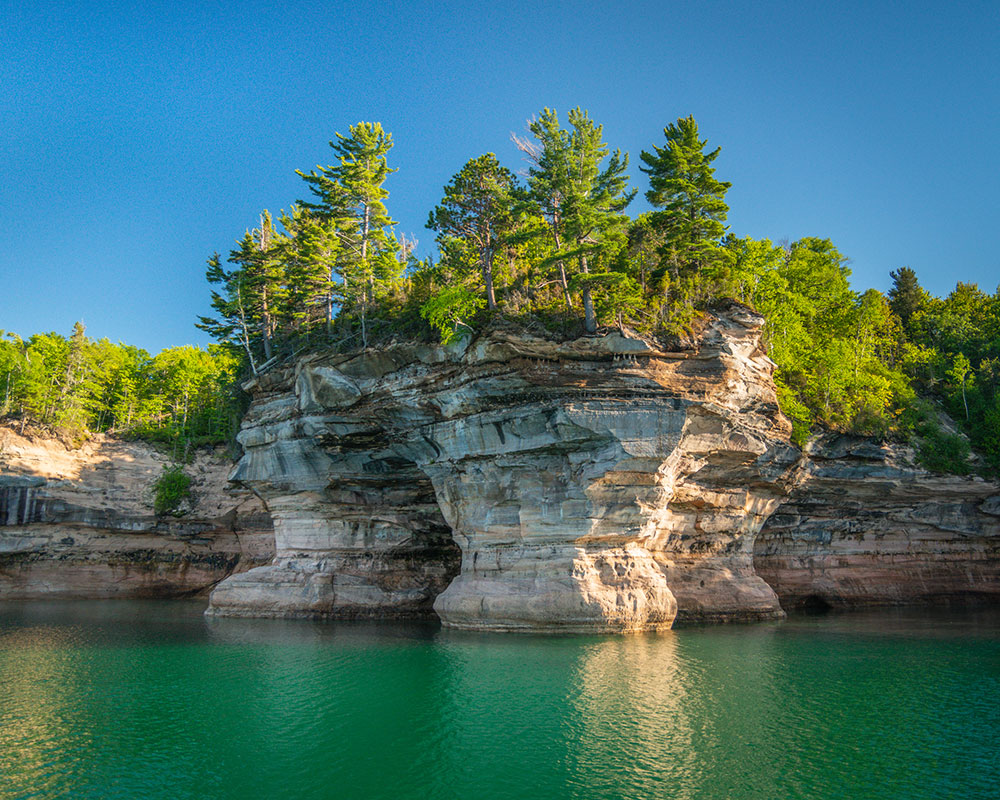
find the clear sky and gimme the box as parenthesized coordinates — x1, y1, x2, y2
(2, 0, 997, 353)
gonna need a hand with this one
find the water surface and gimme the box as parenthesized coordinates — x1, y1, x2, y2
(1, 601, 997, 799)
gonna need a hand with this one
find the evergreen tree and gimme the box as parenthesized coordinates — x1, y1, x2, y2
(516, 108, 635, 333)
(427, 153, 519, 310)
(298, 122, 401, 346)
(561, 108, 635, 333)
(887, 267, 925, 330)
(513, 109, 574, 310)
(639, 116, 731, 277)
(197, 252, 260, 374)
(279, 205, 338, 333)
(196, 213, 284, 373)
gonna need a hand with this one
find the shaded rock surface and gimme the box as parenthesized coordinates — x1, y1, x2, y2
(755, 435, 1000, 610)
(0, 426, 273, 598)
(209, 305, 801, 630)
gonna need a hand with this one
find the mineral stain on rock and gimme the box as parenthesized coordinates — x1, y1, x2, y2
(4, 304, 998, 630)
(0, 428, 273, 599)
(208, 304, 803, 631)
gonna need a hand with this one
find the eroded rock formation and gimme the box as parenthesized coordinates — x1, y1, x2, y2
(208, 304, 801, 630)
(755, 435, 1000, 610)
(7, 305, 998, 627)
(0, 427, 273, 598)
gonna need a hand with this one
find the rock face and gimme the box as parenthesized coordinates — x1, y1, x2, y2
(754, 435, 1000, 610)
(11, 305, 995, 626)
(0, 427, 273, 598)
(208, 304, 801, 631)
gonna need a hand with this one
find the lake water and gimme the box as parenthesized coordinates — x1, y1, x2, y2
(1, 601, 998, 800)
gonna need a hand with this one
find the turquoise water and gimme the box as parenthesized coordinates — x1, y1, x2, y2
(1, 602, 998, 800)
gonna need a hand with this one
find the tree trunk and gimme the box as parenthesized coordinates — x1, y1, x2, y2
(552, 215, 572, 310)
(235, 282, 259, 376)
(580, 252, 596, 334)
(482, 244, 497, 310)
(261, 287, 273, 361)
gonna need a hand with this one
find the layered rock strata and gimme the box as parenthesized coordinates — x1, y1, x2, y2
(755, 436, 1000, 610)
(209, 304, 801, 631)
(0, 427, 273, 599)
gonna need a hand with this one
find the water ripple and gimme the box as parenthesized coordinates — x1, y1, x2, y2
(0, 603, 998, 799)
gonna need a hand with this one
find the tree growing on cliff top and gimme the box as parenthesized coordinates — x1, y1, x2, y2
(515, 108, 635, 333)
(640, 116, 731, 278)
(427, 153, 519, 311)
(297, 122, 403, 346)
(197, 211, 286, 373)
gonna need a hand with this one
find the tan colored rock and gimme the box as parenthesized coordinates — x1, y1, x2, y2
(754, 435, 1000, 609)
(210, 303, 800, 630)
(0, 426, 273, 598)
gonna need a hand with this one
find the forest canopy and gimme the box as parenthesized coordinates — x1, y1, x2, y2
(0, 325, 241, 456)
(3, 111, 997, 475)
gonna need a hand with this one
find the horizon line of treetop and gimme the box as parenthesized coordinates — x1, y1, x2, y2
(197, 110, 734, 365)
(196, 110, 1000, 472)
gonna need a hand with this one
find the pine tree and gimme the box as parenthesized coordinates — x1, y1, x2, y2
(515, 108, 635, 333)
(427, 154, 519, 310)
(639, 116, 731, 277)
(561, 108, 635, 333)
(513, 109, 573, 309)
(298, 122, 401, 346)
(196, 210, 287, 371)
(887, 267, 925, 330)
(279, 205, 338, 333)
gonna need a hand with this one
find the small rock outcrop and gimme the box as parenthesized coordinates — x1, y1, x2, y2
(208, 304, 801, 631)
(755, 436, 1000, 609)
(0, 427, 273, 598)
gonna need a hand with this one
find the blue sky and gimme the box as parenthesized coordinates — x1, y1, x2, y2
(2, 0, 997, 353)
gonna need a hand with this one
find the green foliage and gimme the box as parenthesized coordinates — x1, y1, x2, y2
(916, 431, 973, 474)
(0, 325, 241, 455)
(153, 465, 192, 516)
(427, 153, 519, 311)
(420, 286, 486, 344)
(569, 272, 643, 327)
(900, 282, 1000, 472)
(887, 267, 926, 331)
(186, 113, 1000, 473)
(515, 107, 636, 333)
(640, 116, 731, 277)
(298, 121, 403, 347)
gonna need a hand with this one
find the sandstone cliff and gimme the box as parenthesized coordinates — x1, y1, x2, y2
(755, 435, 1000, 610)
(0, 427, 273, 598)
(208, 304, 802, 631)
(8, 305, 996, 628)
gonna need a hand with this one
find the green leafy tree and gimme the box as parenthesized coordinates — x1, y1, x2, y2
(948, 352, 973, 420)
(154, 465, 192, 516)
(420, 285, 486, 344)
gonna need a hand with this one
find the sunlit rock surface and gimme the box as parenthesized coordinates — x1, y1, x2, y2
(209, 303, 800, 630)
(754, 435, 1000, 610)
(0, 426, 273, 598)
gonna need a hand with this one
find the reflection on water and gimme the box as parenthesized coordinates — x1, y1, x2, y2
(1, 601, 998, 800)
(567, 634, 701, 798)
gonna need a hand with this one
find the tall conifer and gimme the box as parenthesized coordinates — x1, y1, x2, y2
(640, 116, 731, 276)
